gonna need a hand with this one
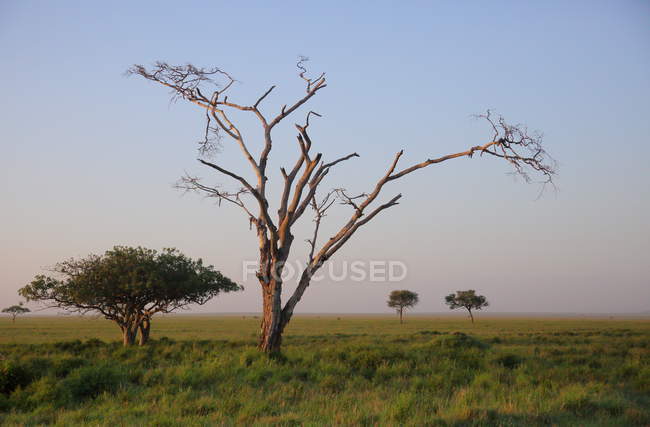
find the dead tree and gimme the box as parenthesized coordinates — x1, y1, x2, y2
(128, 60, 556, 353)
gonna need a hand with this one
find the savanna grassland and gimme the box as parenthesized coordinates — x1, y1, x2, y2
(1, 315, 648, 426)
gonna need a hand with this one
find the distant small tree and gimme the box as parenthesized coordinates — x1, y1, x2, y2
(387, 290, 419, 323)
(2, 303, 30, 323)
(445, 290, 488, 323)
(19, 246, 241, 345)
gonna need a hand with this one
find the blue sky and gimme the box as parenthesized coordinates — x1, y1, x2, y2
(1, 1, 649, 313)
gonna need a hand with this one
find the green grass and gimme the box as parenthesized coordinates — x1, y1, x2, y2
(1, 315, 648, 425)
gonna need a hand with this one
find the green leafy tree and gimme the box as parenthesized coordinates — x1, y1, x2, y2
(445, 290, 488, 323)
(19, 246, 241, 346)
(2, 303, 30, 323)
(387, 290, 419, 323)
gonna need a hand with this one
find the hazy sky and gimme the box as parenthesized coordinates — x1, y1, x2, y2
(1, 1, 649, 314)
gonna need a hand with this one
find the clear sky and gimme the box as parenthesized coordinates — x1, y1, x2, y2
(1, 1, 649, 314)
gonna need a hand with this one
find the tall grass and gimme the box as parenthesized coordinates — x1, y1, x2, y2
(0, 316, 648, 425)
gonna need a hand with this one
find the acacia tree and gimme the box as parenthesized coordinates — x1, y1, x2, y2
(129, 59, 555, 353)
(387, 290, 419, 324)
(19, 246, 241, 345)
(2, 303, 30, 323)
(445, 290, 489, 323)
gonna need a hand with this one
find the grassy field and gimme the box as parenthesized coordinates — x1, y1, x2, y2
(0, 315, 648, 425)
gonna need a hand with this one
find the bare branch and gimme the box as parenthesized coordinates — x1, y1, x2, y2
(197, 159, 256, 193)
(334, 189, 368, 212)
(175, 174, 257, 224)
(325, 194, 402, 259)
(297, 56, 326, 93)
(389, 112, 557, 188)
(306, 190, 337, 262)
(198, 109, 221, 156)
(289, 151, 360, 226)
(254, 85, 276, 108)
(305, 110, 322, 128)
(196, 159, 276, 232)
(127, 62, 232, 102)
(267, 60, 326, 130)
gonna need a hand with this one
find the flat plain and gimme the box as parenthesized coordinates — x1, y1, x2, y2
(0, 315, 648, 425)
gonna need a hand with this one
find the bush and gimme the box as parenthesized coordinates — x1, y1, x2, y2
(21, 357, 51, 378)
(0, 393, 9, 412)
(58, 364, 126, 402)
(53, 340, 84, 353)
(0, 361, 33, 394)
(53, 357, 86, 377)
(436, 332, 489, 350)
(24, 377, 60, 408)
(494, 353, 524, 369)
(85, 338, 105, 347)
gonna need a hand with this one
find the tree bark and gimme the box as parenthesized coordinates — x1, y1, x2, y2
(121, 324, 137, 346)
(467, 308, 474, 324)
(258, 280, 284, 353)
(138, 318, 151, 346)
(399, 308, 403, 324)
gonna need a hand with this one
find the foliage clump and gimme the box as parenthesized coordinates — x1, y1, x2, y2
(59, 364, 126, 402)
(0, 361, 32, 395)
(20, 246, 241, 346)
(387, 290, 419, 323)
(445, 290, 489, 323)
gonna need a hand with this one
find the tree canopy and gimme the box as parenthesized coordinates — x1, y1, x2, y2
(387, 290, 419, 323)
(19, 246, 241, 345)
(444, 290, 488, 323)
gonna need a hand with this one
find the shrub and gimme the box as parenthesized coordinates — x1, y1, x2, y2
(24, 377, 60, 408)
(53, 357, 86, 377)
(85, 338, 105, 347)
(0, 361, 33, 394)
(416, 330, 441, 336)
(494, 353, 524, 369)
(0, 393, 9, 412)
(436, 332, 488, 350)
(21, 357, 51, 378)
(58, 364, 126, 402)
(53, 340, 84, 353)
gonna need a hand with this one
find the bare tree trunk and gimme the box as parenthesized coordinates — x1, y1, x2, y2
(399, 308, 403, 324)
(259, 280, 284, 353)
(121, 324, 137, 346)
(12, 315, 16, 324)
(138, 318, 151, 346)
(467, 308, 474, 324)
